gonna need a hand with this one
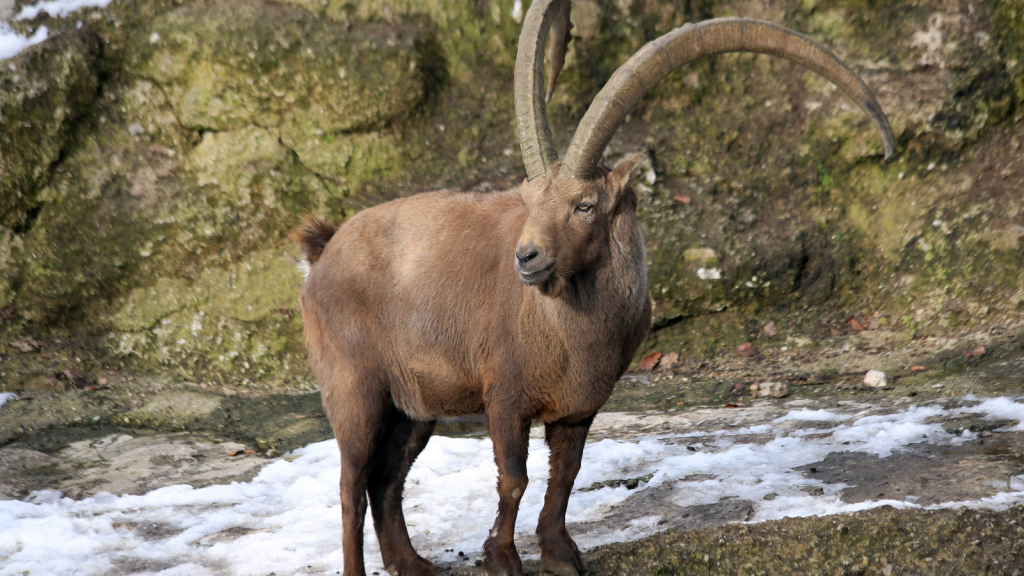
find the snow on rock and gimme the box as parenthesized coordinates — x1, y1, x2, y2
(0, 23, 47, 61)
(2, 397, 1024, 575)
(696, 267, 721, 280)
(15, 0, 114, 21)
(1, 0, 114, 62)
(0, 392, 17, 411)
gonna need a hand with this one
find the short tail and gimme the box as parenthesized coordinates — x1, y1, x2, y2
(289, 214, 336, 265)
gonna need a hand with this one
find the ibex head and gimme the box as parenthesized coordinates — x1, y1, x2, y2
(510, 0, 895, 294)
(515, 157, 642, 297)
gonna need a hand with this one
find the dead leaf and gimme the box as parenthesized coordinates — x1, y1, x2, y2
(763, 321, 777, 338)
(41, 351, 54, 359)
(724, 403, 742, 408)
(945, 300, 964, 313)
(826, 349, 844, 358)
(17, 391, 34, 400)
(59, 369, 90, 388)
(8, 337, 42, 352)
(846, 316, 866, 331)
(910, 366, 927, 373)
(736, 342, 754, 357)
(243, 449, 257, 455)
(640, 351, 662, 371)
(657, 352, 679, 371)
(227, 450, 243, 457)
(672, 194, 692, 204)
(964, 346, 986, 358)
(83, 385, 106, 392)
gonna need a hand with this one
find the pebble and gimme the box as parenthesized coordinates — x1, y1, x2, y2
(864, 370, 887, 388)
(750, 381, 789, 398)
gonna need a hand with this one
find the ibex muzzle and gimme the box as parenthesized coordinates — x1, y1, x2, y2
(293, 1, 894, 575)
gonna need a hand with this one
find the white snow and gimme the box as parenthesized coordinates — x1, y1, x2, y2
(0, 23, 47, 61)
(2, 397, 1023, 575)
(696, 267, 721, 280)
(960, 396, 1024, 431)
(773, 407, 849, 423)
(1, 0, 114, 61)
(15, 0, 113, 21)
(0, 392, 17, 411)
(511, 0, 523, 24)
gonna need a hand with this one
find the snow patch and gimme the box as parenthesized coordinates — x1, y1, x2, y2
(3, 398, 1024, 575)
(15, 0, 113, 21)
(0, 391, 17, 410)
(773, 408, 849, 423)
(696, 267, 720, 280)
(1, 0, 114, 61)
(958, 396, 1024, 430)
(0, 23, 46, 61)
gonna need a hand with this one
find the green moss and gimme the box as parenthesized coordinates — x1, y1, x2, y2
(11, 76, 189, 323)
(5, 0, 1024, 385)
(126, 0, 424, 133)
(111, 248, 307, 382)
(0, 31, 102, 304)
(585, 505, 1024, 575)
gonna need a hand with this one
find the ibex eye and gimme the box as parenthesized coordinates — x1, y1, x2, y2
(575, 202, 594, 213)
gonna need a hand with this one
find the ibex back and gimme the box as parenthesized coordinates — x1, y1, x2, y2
(293, 2, 894, 575)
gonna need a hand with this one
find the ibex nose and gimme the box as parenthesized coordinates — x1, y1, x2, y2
(515, 244, 540, 267)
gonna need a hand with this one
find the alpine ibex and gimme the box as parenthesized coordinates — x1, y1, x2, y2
(293, 1, 894, 575)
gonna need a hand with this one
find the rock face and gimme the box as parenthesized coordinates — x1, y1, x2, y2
(1, 0, 1023, 388)
(128, 0, 423, 134)
(0, 30, 102, 305)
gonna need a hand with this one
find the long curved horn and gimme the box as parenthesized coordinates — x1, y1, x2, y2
(514, 0, 571, 180)
(560, 17, 896, 180)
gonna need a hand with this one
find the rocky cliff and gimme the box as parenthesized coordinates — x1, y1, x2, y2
(2, 0, 1023, 390)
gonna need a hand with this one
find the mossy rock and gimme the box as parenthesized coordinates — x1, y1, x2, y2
(110, 247, 307, 383)
(4, 0, 1024, 385)
(125, 0, 425, 133)
(0, 30, 103, 306)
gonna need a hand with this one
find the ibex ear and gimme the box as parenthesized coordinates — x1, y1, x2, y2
(608, 153, 645, 196)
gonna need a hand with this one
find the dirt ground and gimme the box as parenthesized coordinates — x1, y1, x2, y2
(1, 327, 1023, 574)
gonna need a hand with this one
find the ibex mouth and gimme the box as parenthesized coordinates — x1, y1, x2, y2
(518, 263, 555, 285)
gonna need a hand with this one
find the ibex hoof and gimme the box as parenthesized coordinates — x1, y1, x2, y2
(539, 535, 585, 576)
(482, 537, 523, 576)
(541, 559, 583, 576)
(387, 556, 437, 576)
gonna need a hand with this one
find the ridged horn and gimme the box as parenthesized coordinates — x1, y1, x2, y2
(514, 0, 571, 180)
(560, 17, 896, 180)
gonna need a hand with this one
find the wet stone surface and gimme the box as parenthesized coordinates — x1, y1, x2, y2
(0, 427, 263, 500)
(798, 433, 1024, 506)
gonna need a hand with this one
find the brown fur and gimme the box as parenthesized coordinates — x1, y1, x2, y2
(297, 158, 651, 576)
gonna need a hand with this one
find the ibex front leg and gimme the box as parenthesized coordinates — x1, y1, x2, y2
(537, 414, 594, 576)
(482, 409, 531, 576)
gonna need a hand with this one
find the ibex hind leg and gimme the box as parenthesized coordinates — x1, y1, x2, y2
(327, 373, 390, 576)
(367, 408, 438, 576)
